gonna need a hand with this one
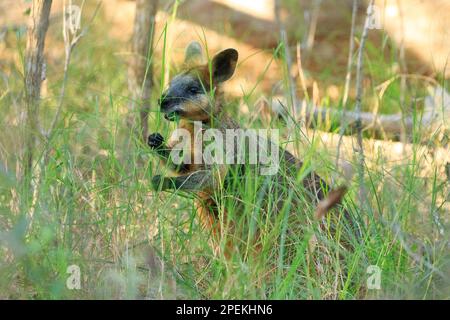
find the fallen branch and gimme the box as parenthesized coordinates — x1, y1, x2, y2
(285, 128, 450, 181)
(271, 84, 450, 138)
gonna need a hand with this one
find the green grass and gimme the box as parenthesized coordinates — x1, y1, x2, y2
(0, 3, 448, 299)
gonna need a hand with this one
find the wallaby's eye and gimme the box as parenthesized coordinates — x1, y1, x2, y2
(188, 86, 201, 95)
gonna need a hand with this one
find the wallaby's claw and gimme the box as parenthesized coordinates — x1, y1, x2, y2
(148, 133, 164, 149)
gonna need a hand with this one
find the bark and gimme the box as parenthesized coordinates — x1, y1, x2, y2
(24, 0, 52, 178)
(128, 0, 158, 142)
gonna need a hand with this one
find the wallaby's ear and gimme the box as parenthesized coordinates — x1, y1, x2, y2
(211, 48, 238, 83)
(184, 41, 203, 64)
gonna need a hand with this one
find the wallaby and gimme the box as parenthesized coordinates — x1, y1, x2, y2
(148, 42, 351, 253)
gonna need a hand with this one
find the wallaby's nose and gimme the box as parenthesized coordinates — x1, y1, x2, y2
(158, 96, 168, 111)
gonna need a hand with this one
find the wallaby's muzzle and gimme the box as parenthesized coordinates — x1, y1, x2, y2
(158, 94, 182, 121)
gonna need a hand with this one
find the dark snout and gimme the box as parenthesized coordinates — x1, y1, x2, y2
(158, 93, 182, 121)
(158, 95, 172, 112)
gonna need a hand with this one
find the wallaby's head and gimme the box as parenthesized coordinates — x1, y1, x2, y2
(159, 42, 238, 122)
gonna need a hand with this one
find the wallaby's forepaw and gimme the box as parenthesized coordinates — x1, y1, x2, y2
(148, 133, 164, 149)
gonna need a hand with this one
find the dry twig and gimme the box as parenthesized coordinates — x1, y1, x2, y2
(337, 0, 358, 168)
(354, 0, 374, 206)
(47, 0, 101, 137)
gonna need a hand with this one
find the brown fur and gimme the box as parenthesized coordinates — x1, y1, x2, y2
(149, 46, 352, 255)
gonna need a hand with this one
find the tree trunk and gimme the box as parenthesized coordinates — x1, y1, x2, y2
(271, 83, 450, 140)
(24, 0, 52, 178)
(128, 0, 158, 142)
